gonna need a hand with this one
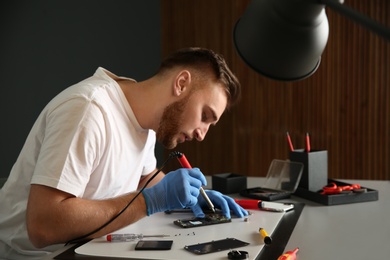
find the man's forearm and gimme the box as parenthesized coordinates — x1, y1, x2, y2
(138, 170, 165, 189)
(26, 184, 147, 248)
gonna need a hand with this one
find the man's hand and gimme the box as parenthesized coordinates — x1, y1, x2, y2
(191, 190, 248, 218)
(142, 168, 206, 215)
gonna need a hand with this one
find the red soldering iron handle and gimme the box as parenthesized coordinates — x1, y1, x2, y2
(177, 153, 192, 169)
(277, 247, 299, 260)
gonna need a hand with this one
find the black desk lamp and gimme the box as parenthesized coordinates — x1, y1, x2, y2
(233, 0, 390, 81)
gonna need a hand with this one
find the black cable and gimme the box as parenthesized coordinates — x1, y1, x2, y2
(65, 151, 181, 245)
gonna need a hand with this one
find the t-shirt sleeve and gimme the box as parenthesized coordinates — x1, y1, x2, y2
(31, 97, 106, 197)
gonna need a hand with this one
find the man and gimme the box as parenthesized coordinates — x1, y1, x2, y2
(0, 47, 247, 259)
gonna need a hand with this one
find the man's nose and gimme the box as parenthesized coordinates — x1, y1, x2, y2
(195, 124, 209, 141)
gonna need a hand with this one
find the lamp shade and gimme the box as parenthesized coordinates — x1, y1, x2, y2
(234, 0, 329, 81)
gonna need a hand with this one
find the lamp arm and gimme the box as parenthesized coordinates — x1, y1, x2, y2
(318, 0, 390, 41)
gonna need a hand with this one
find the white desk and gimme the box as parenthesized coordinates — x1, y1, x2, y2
(282, 179, 390, 260)
(49, 178, 390, 260)
(73, 209, 285, 259)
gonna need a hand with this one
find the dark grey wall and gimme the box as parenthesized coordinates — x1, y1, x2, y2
(0, 0, 162, 178)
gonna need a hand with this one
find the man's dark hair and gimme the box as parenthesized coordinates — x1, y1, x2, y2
(158, 47, 241, 109)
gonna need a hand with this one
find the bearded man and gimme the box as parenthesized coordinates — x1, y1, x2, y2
(0, 47, 247, 259)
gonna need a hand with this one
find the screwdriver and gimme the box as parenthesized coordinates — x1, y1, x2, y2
(106, 233, 170, 242)
(277, 247, 299, 260)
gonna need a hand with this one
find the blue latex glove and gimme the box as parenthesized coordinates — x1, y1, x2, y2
(142, 168, 207, 215)
(191, 190, 248, 219)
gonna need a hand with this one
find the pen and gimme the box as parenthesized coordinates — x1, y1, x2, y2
(106, 233, 170, 242)
(176, 153, 216, 213)
(305, 132, 311, 153)
(286, 131, 294, 151)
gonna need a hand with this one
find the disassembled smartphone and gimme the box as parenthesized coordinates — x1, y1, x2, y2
(173, 213, 231, 228)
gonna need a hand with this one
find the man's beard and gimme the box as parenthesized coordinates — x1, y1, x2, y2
(156, 95, 189, 149)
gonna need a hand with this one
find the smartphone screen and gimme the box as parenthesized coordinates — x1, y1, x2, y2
(135, 240, 173, 250)
(185, 238, 249, 254)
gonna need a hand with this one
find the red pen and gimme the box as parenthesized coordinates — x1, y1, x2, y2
(286, 131, 294, 151)
(305, 132, 311, 153)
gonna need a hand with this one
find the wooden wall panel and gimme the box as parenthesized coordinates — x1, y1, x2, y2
(161, 0, 390, 180)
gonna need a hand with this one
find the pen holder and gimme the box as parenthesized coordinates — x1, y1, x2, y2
(289, 149, 328, 192)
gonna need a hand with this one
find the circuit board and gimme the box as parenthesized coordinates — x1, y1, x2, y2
(173, 213, 231, 228)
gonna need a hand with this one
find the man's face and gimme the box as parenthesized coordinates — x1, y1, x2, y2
(156, 83, 227, 149)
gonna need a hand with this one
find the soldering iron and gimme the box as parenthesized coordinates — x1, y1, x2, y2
(176, 152, 216, 213)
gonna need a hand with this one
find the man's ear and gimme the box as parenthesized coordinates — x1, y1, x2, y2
(173, 70, 191, 96)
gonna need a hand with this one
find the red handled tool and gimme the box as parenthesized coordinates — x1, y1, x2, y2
(234, 199, 262, 209)
(321, 182, 362, 195)
(277, 247, 299, 260)
(286, 131, 295, 151)
(305, 132, 311, 153)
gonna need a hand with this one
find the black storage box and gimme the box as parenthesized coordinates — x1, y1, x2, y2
(294, 179, 379, 205)
(212, 173, 247, 194)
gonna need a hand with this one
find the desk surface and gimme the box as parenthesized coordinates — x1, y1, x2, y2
(281, 178, 390, 260)
(48, 178, 390, 260)
(73, 208, 285, 259)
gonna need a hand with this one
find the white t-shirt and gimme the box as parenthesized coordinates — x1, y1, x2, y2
(0, 67, 157, 259)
